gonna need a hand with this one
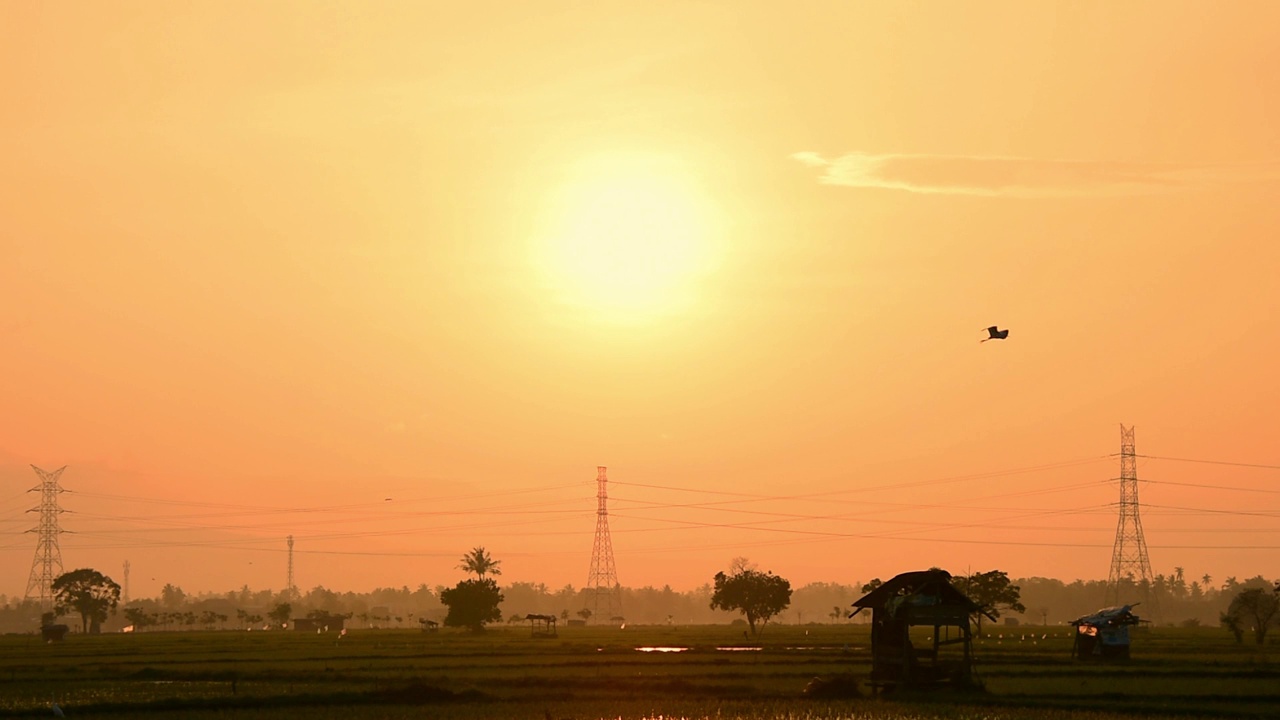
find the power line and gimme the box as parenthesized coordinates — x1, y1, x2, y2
(611, 455, 1112, 502)
(1135, 454, 1280, 471)
(1144, 503, 1280, 519)
(1141, 478, 1280, 494)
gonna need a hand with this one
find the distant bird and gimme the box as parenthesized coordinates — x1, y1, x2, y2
(982, 326, 1009, 342)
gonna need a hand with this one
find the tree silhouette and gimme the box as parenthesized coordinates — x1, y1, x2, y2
(52, 568, 121, 634)
(457, 547, 502, 580)
(1222, 587, 1279, 645)
(954, 570, 1025, 633)
(161, 583, 186, 609)
(123, 607, 152, 631)
(268, 603, 292, 628)
(440, 578, 504, 631)
(710, 561, 792, 636)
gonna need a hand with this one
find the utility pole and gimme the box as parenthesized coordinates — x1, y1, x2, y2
(286, 535, 296, 596)
(123, 560, 131, 605)
(586, 466, 622, 622)
(25, 465, 67, 608)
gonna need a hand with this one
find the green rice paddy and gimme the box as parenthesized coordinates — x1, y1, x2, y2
(0, 624, 1274, 719)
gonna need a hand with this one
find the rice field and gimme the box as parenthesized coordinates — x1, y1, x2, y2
(0, 624, 1274, 719)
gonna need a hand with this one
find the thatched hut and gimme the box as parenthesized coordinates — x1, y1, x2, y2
(1070, 605, 1141, 660)
(524, 613, 557, 638)
(850, 569, 990, 691)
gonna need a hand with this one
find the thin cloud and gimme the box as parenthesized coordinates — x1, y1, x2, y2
(792, 151, 1280, 197)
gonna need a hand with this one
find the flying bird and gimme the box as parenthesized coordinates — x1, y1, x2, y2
(982, 326, 1009, 342)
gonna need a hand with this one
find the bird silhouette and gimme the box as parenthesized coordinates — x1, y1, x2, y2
(981, 326, 1009, 342)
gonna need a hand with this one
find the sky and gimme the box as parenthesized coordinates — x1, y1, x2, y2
(2, 1, 1277, 601)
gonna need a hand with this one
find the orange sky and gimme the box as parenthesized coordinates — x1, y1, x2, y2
(2, 1, 1278, 600)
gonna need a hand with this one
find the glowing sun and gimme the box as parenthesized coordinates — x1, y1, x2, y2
(533, 154, 720, 322)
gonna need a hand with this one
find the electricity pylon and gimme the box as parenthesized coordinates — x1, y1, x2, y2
(25, 465, 67, 608)
(1106, 425, 1156, 612)
(586, 466, 622, 622)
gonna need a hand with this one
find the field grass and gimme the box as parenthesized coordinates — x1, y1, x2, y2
(0, 624, 1275, 719)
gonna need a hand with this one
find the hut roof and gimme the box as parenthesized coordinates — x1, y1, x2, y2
(1071, 605, 1141, 628)
(852, 569, 984, 613)
(524, 614, 557, 621)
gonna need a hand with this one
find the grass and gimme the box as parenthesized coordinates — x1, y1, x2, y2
(0, 624, 1274, 718)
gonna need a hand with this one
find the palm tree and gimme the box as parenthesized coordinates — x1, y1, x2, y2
(458, 547, 502, 580)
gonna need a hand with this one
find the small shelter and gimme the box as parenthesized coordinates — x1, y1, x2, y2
(418, 618, 439, 633)
(524, 613, 557, 638)
(1070, 605, 1141, 660)
(850, 569, 991, 691)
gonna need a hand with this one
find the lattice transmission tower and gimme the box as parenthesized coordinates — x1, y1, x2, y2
(25, 465, 67, 607)
(586, 466, 622, 621)
(1106, 425, 1155, 609)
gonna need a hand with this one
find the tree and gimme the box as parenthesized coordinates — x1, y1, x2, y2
(576, 608, 593, 623)
(306, 609, 352, 629)
(440, 578, 504, 631)
(268, 602, 292, 628)
(954, 570, 1025, 632)
(1222, 587, 1280, 645)
(709, 561, 792, 636)
(200, 610, 227, 630)
(860, 578, 883, 593)
(123, 607, 154, 631)
(52, 568, 121, 634)
(161, 583, 187, 609)
(1220, 609, 1245, 643)
(457, 547, 502, 580)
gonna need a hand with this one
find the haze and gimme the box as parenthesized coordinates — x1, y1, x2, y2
(2, 1, 1277, 601)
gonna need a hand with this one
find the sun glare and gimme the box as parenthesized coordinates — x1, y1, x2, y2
(533, 154, 720, 323)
